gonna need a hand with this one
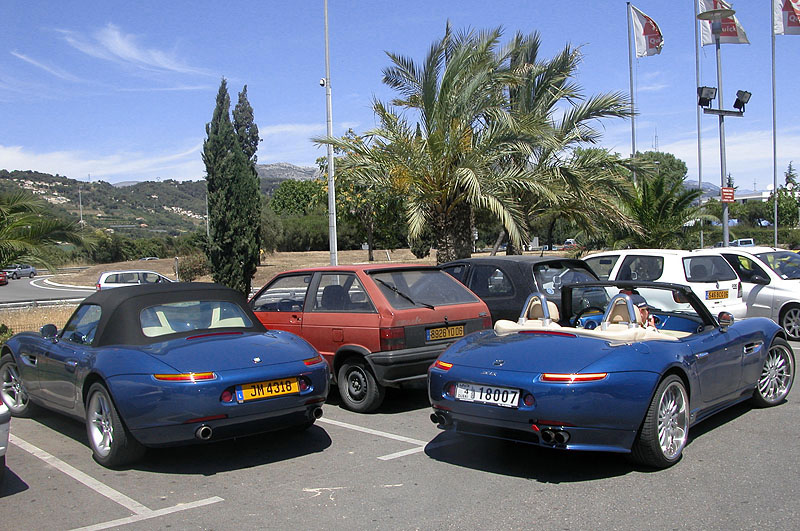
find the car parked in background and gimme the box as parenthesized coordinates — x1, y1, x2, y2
(732, 238, 755, 247)
(250, 264, 491, 412)
(441, 256, 606, 323)
(584, 249, 746, 318)
(2, 264, 37, 279)
(0, 271, 7, 286)
(0, 282, 329, 467)
(96, 270, 173, 290)
(701, 246, 800, 340)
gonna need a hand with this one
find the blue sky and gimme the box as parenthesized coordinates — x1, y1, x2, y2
(0, 1, 797, 190)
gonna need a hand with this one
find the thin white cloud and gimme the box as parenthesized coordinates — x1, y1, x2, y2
(57, 23, 211, 76)
(0, 142, 205, 182)
(10, 51, 82, 82)
(117, 85, 215, 92)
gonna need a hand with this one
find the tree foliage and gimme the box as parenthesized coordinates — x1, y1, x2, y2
(203, 78, 261, 294)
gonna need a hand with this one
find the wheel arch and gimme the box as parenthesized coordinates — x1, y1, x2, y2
(81, 372, 108, 409)
(332, 345, 372, 383)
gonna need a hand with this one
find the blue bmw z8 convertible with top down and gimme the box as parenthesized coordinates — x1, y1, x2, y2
(428, 281, 794, 468)
(1, 283, 329, 468)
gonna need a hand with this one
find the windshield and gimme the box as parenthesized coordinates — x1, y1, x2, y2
(533, 262, 598, 298)
(755, 251, 800, 280)
(370, 269, 479, 310)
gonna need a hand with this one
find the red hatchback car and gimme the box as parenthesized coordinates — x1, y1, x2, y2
(250, 264, 491, 412)
(0, 271, 7, 285)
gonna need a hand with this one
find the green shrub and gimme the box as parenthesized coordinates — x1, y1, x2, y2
(0, 323, 13, 345)
(178, 254, 209, 282)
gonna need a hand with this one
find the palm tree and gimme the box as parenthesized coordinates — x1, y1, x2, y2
(501, 32, 637, 252)
(318, 26, 551, 263)
(618, 171, 714, 249)
(0, 191, 88, 269)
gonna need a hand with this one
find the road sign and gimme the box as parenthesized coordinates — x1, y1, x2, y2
(721, 187, 735, 203)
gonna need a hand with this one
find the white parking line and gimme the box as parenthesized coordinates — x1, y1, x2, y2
(10, 434, 224, 529)
(317, 417, 450, 461)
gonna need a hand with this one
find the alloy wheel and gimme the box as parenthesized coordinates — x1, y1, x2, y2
(87, 391, 115, 458)
(657, 381, 688, 460)
(758, 343, 794, 404)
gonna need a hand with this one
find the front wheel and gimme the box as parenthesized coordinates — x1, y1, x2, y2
(337, 359, 385, 413)
(780, 305, 800, 341)
(751, 338, 794, 407)
(85, 383, 144, 468)
(10, 273, 17, 280)
(630, 375, 689, 469)
(1, 354, 36, 417)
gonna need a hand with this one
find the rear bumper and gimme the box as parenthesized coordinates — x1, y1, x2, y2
(367, 343, 453, 386)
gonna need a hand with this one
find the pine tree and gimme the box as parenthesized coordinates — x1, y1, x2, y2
(202, 78, 260, 294)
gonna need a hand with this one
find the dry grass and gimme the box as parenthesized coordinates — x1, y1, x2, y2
(2, 304, 79, 334)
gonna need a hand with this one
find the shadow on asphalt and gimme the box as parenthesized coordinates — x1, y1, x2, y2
(424, 399, 763, 482)
(326, 381, 431, 414)
(0, 467, 29, 498)
(23, 409, 333, 475)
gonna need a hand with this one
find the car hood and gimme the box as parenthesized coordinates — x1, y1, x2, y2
(143, 330, 314, 372)
(440, 330, 629, 374)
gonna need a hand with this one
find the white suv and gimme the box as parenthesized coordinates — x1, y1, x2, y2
(701, 246, 800, 340)
(584, 249, 746, 318)
(96, 270, 173, 290)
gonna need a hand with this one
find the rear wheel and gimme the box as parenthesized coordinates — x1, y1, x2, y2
(337, 359, 385, 413)
(1, 354, 36, 417)
(29, 271, 35, 278)
(630, 375, 689, 469)
(751, 338, 794, 407)
(85, 383, 144, 467)
(780, 305, 800, 341)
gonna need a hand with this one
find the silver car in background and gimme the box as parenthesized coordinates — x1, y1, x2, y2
(702, 246, 800, 340)
(95, 270, 174, 290)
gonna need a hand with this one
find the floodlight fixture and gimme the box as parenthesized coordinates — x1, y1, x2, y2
(698, 86, 717, 108)
(733, 90, 751, 112)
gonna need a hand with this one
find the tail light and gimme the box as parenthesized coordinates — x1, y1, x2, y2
(298, 377, 310, 392)
(153, 372, 217, 382)
(737, 281, 742, 298)
(445, 383, 456, 396)
(433, 360, 453, 371)
(221, 389, 234, 402)
(96, 283, 101, 291)
(541, 372, 607, 383)
(380, 327, 406, 351)
(303, 354, 324, 366)
(481, 316, 492, 329)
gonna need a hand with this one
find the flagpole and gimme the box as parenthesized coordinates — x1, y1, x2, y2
(771, 1, 779, 247)
(694, 0, 704, 248)
(627, 2, 637, 184)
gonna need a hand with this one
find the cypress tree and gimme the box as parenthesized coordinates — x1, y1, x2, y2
(203, 78, 258, 294)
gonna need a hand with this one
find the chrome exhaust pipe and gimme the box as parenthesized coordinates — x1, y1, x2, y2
(312, 407, 323, 419)
(540, 429, 555, 444)
(554, 430, 570, 445)
(430, 413, 440, 424)
(430, 411, 451, 427)
(195, 425, 213, 441)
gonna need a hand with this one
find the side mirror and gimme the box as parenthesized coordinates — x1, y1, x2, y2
(750, 274, 769, 285)
(40, 323, 58, 339)
(718, 311, 734, 331)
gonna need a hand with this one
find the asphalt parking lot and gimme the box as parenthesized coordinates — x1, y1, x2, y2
(2, 368, 799, 530)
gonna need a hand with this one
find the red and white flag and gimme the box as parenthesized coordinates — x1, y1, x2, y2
(630, 5, 663, 57)
(775, 0, 800, 35)
(699, 0, 750, 45)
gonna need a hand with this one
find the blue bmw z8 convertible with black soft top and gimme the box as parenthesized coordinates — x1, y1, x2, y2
(428, 281, 794, 468)
(1, 282, 329, 467)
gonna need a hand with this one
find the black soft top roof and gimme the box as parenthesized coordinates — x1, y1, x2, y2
(81, 282, 266, 347)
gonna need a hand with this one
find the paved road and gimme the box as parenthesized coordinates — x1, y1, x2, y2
(2, 354, 798, 530)
(0, 275, 95, 304)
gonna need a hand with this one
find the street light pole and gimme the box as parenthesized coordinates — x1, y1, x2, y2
(323, 0, 338, 266)
(713, 26, 730, 248)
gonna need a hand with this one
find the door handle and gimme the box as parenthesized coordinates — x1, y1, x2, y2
(696, 351, 709, 358)
(292, 314, 302, 322)
(65, 359, 78, 372)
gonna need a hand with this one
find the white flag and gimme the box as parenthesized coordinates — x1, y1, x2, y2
(631, 5, 664, 57)
(698, 0, 750, 45)
(775, 0, 800, 35)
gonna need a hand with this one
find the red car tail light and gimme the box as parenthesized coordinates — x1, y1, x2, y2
(481, 316, 492, 329)
(299, 378, 310, 392)
(380, 326, 406, 351)
(433, 360, 453, 371)
(221, 389, 235, 402)
(303, 354, 324, 366)
(540, 373, 607, 383)
(153, 372, 217, 382)
(96, 283, 101, 291)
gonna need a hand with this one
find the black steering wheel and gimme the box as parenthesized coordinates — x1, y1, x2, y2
(571, 306, 605, 327)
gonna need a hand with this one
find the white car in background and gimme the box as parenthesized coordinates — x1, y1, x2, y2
(701, 246, 800, 340)
(95, 270, 174, 291)
(584, 249, 746, 318)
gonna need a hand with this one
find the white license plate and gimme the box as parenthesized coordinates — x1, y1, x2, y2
(455, 382, 519, 408)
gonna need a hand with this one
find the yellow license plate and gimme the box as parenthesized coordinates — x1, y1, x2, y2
(706, 289, 728, 300)
(236, 377, 299, 402)
(427, 325, 465, 341)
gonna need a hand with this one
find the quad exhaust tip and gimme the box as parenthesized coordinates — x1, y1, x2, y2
(312, 407, 323, 419)
(540, 428, 570, 445)
(430, 411, 451, 427)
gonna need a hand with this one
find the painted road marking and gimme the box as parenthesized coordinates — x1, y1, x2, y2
(317, 417, 456, 461)
(10, 434, 223, 530)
